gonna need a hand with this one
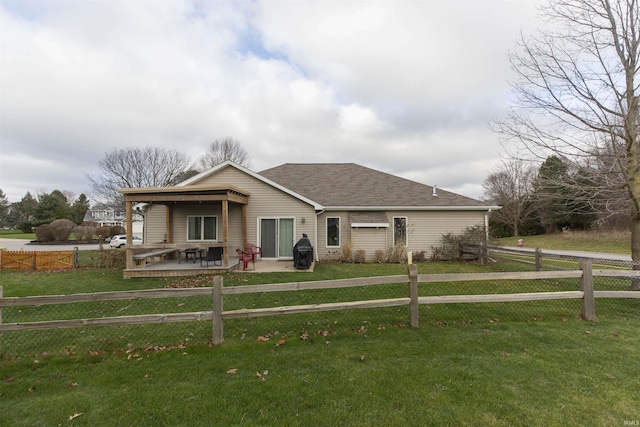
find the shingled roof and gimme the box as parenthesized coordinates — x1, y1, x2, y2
(258, 163, 488, 208)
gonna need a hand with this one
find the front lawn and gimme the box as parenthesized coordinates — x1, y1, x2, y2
(1, 261, 639, 426)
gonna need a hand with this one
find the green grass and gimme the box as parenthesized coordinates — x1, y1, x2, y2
(2, 318, 638, 426)
(496, 230, 631, 254)
(1, 260, 639, 426)
(0, 230, 35, 240)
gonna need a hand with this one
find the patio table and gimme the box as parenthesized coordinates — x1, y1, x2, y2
(180, 248, 204, 263)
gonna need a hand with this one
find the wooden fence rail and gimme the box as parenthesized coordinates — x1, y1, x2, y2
(1, 261, 640, 346)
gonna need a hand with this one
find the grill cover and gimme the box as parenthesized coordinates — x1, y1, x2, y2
(293, 234, 313, 269)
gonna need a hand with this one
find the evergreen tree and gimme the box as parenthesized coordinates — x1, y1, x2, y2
(69, 194, 91, 225)
(0, 189, 9, 228)
(34, 190, 70, 225)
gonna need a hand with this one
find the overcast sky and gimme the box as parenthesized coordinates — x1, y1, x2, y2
(0, 0, 542, 204)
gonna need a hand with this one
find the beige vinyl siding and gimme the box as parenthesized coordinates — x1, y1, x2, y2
(351, 227, 388, 262)
(316, 210, 485, 262)
(385, 210, 485, 254)
(144, 204, 167, 244)
(192, 165, 316, 253)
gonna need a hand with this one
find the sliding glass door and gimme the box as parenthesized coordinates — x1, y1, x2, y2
(260, 218, 294, 259)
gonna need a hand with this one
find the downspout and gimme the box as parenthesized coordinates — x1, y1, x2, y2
(484, 209, 492, 243)
(314, 209, 325, 262)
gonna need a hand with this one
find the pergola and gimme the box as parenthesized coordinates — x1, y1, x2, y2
(118, 185, 250, 269)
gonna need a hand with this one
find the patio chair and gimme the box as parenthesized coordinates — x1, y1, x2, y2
(245, 243, 262, 262)
(201, 247, 223, 267)
(236, 248, 255, 271)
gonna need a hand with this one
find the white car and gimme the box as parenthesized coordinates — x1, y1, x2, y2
(109, 235, 143, 248)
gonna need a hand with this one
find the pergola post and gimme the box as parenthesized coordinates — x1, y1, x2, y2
(222, 200, 229, 266)
(125, 201, 134, 269)
(242, 204, 248, 248)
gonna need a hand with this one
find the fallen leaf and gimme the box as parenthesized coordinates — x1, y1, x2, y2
(584, 331, 592, 335)
(257, 336, 269, 342)
(67, 381, 79, 388)
(359, 355, 365, 362)
(68, 413, 83, 421)
(276, 339, 286, 346)
(3, 375, 13, 383)
(227, 369, 237, 375)
(28, 386, 35, 393)
(300, 332, 309, 341)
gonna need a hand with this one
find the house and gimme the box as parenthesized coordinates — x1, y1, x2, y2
(118, 161, 498, 272)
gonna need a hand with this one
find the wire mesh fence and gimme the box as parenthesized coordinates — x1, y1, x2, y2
(1, 252, 639, 358)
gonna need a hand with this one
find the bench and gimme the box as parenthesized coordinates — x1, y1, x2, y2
(133, 248, 179, 268)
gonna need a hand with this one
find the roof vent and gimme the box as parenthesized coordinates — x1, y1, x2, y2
(432, 185, 438, 197)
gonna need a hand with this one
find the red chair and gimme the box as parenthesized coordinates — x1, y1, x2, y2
(236, 248, 255, 271)
(245, 243, 262, 262)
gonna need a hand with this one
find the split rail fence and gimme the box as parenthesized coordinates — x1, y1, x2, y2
(1, 261, 639, 353)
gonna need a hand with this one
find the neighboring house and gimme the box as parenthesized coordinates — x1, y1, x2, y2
(119, 161, 499, 264)
(85, 205, 144, 235)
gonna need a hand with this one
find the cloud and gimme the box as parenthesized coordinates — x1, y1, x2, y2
(0, 0, 541, 203)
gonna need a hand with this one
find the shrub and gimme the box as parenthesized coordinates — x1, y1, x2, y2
(73, 225, 96, 241)
(353, 249, 366, 263)
(49, 219, 76, 241)
(18, 221, 34, 234)
(387, 243, 406, 263)
(339, 242, 353, 263)
(96, 226, 110, 240)
(374, 250, 385, 263)
(412, 250, 427, 262)
(95, 249, 126, 268)
(431, 225, 486, 261)
(110, 225, 125, 237)
(35, 224, 55, 242)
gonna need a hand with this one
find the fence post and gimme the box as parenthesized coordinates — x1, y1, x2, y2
(535, 248, 542, 271)
(212, 275, 224, 345)
(580, 259, 596, 321)
(74, 247, 79, 269)
(408, 263, 419, 328)
(0, 286, 3, 326)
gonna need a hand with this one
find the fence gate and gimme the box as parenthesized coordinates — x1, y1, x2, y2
(0, 250, 76, 271)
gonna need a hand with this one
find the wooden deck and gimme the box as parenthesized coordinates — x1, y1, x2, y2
(123, 256, 314, 278)
(124, 257, 241, 278)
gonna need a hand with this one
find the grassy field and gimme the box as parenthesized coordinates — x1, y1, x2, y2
(0, 230, 35, 240)
(496, 230, 631, 254)
(1, 258, 639, 426)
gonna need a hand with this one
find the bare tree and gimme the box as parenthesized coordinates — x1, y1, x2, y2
(483, 158, 538, 236)
(493, 0, 640, 270)
(198, 137, 252, 170)
(88, 147, 191, 205)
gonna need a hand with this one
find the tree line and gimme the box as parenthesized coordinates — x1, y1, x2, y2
(0, 189, 90, 233)
(482, 155, 618, 237)
(0, 138, 251, 233)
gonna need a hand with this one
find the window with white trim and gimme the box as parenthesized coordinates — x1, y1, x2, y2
(326, 217, 340, 247)
(393, 216, 407, 246)
(187, 216, 217, 241)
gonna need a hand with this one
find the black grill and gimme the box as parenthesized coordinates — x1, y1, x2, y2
(293, 234, 313, 269)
